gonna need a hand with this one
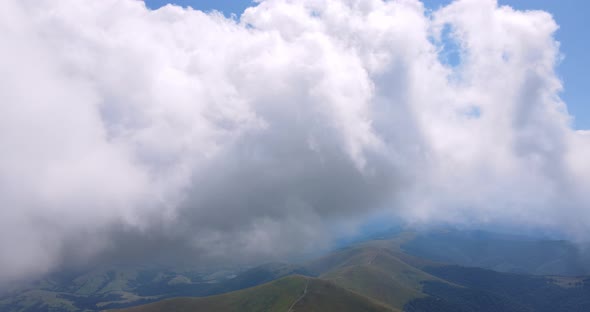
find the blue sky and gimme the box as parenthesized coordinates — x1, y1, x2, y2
(144, 0, 589, 129)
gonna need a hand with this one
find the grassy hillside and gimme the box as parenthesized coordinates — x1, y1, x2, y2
(112, 275, 397, 312)
(304, 234, 445, 310)
(320, 250, 436, 310)
(212, 262, 313, 294)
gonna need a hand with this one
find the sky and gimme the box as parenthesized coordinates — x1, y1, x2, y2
(144, 0, 590, 129)
(1, 0, 590, 286)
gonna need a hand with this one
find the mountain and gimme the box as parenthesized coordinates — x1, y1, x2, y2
(407, 266, 590, 312)
(213, 263, 313, 293)
(0, 266, 226, 312)
(401, 230, 590, 276)
(0, 262, 311, 312)
(110, 231, 590, 312)
(306, 243, 438, 310)
(112, 275, 397, 312)
(3, 230, 590, 312)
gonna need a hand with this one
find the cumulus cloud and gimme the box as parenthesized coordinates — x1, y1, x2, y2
(0, 0, 588, 283)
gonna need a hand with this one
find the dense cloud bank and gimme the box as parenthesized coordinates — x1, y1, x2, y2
(1, 0, 589, 283)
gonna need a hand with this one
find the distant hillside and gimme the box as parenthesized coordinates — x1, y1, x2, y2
(406, 266, 590, 312)
(112, 275, 397, 312)
(401, 230, 590, 276)
(0, 262, 310, 312)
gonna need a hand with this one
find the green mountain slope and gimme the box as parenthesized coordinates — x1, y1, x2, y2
(112, 275, 398, 312)
(213, 262, 313, 294)
(319, 248, 438, 310)
(304, 233, 445, 310)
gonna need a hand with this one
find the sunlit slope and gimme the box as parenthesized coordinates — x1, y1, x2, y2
(307, 241, 444, 310)
(112, 275, 398, 312)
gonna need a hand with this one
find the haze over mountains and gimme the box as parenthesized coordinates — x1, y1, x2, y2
(402, 230, 590, 276)
(2, 229, 590, 312)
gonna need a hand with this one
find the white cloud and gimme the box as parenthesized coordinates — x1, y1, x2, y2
(0, 0, 588, 283)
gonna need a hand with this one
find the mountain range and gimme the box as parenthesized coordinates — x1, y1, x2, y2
(2, 230, 589, 312)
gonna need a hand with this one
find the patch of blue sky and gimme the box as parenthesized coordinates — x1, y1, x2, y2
(463, 105, 482, 119)
(435, 23, 462, 68)
(143, 0, 256, 17)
